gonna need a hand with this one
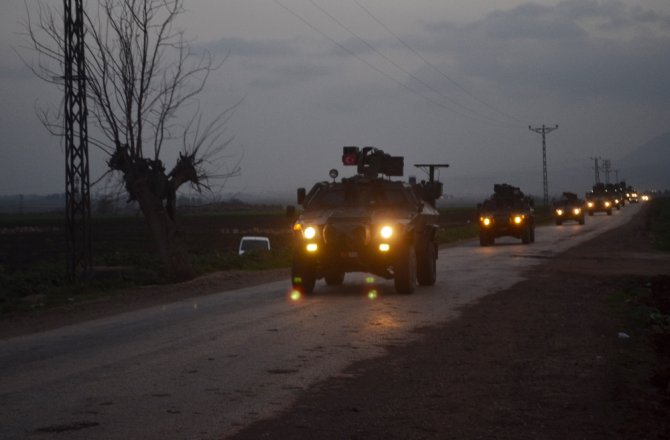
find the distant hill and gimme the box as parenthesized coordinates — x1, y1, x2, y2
(620, 131, 670, 191)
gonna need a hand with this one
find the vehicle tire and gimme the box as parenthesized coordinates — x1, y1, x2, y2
(607, 209, 612, 216)
(417, 241, 437, 286)
(291, 254, 316, 295)
(588, 211, 594, 216)
(394, 244, 417, 294)
(530, 226, 536, 243)
(555, 219, 562, 226)
(579, 217, 585, 225)
(522, 226, 531, 244)
(479, 232, 492, 247)
(324, 270, 345, 286)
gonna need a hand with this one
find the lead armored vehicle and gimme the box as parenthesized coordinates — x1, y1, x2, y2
(553, 192, 585, 225)
(478, 184, 535, 246)
(288, 147, 446, 295)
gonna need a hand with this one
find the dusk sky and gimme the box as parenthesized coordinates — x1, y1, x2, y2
(1, 0, 669, 201)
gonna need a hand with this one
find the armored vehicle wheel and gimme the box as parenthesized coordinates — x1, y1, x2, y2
(394, 244, 417, 294)
(324, 270, 345, 286)
(291, 255, 316, 295)
(522, 226, 531, 244)
(530, 227, 536, 243)
(579, 217, 585, 225)
(607, 209, 612, 216)
(417, 241, 437, 286)
(555, 219, 562, 226)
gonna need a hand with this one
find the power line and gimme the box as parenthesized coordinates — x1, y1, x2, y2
(272, 0, 519, 128)
(352, 0, 527, 126)
(305, 0, 518, 128)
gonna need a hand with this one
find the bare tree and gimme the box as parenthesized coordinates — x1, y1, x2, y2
(23, 0, 240, 281)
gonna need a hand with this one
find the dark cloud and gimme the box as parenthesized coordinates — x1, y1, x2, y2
(201, 36, 304, 58)
(419, 0, 670, 105)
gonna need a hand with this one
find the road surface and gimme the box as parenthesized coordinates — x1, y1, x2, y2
(0, 205, 639, 439)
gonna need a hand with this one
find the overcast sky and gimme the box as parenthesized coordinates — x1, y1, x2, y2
(1, 0, 669, 200)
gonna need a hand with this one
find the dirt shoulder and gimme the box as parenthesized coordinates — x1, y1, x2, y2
(230, 207, 670, 439)
(0, 268, 289, 339)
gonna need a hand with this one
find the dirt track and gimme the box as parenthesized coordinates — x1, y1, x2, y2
(230, 206, 670, 439)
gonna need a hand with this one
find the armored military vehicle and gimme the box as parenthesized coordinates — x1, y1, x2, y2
(478, 184, 535, 246)
(288, 147, 446, 295)
(585, 183, 613, 216)
(553, 192, 585, 225)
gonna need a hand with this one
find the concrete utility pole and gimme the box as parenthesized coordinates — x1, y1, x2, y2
(529, 124, 558, 206)
(64, 0, 92, 280)
(601, 159, 612, 184)
(590, 156, 601, 184)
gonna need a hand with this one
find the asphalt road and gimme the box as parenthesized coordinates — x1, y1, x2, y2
(0, 205, 640, 439)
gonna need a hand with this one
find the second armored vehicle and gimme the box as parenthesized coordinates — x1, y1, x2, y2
(553, 192, 585, 225)
(585, 183, 613, 216)
(288, 147, 446, 295)
(478, 184, 535, 246)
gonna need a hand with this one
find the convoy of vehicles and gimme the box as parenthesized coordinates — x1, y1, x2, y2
(282, 146, 645, 295)
(477, 184, 535, 246)
(553, 192, 585, 225)
(287, 147, 446, 295)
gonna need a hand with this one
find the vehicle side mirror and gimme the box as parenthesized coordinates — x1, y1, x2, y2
(286, 205, 296, 219)
(297, 188, 306, 205)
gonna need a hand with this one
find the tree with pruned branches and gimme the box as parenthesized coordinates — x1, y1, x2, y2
(23, 0, 240, 281)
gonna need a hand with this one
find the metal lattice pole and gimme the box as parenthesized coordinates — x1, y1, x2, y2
(64, 0, 92, 280)
(529, 124, 558, 206)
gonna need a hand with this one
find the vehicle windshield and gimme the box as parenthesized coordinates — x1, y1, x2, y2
(482, 198, 527, 210)
(308, 184, 413, 209)
(240, 239, 269, 252)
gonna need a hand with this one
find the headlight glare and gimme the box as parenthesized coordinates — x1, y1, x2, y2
(380, 225, 393, 239)
(303, 226, 317, 239)
(556, 209, 564, 216)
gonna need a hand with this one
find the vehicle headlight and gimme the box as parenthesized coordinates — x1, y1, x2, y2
(380, 225, 393, 239)
(480, 217, 492, 227)
(303, 226, 317, 239)
(555, 209, 564, 216)
(573, 208, 581, 215)
(587, 201, 594, 208)
(513, 215, 524, 224)
(604, 201, 611, 207)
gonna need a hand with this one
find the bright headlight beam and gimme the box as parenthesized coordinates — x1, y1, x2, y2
(380, 226, 393, 239)
(303, 226, 317, 239)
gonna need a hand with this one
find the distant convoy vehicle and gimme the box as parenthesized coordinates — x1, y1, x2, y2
(477, 184, 535, 246)
(553, 192, 585, 225)
(287, 146, 447, 295)
(585, 183, 614, 216)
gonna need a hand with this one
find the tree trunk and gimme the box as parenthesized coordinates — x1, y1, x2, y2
(133, 181, 195, 282)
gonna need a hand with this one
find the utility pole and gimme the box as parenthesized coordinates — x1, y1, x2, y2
(528, 124, 558, 206)
(601, 159, 611, 184)
(64, 0, 92, 280)
(590, 156, 601, 184)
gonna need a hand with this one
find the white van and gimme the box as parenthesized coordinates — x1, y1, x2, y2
(238, 236, 271, 255)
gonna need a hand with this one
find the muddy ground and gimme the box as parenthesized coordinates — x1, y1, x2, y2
(2, 207, 669, 439)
